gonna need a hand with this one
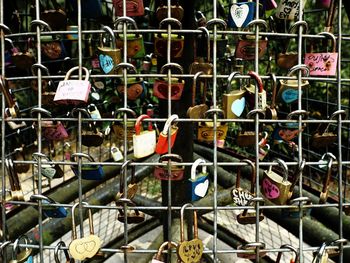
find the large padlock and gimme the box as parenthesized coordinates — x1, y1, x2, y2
(156, 0, 184, 22)
(275, 0, 307, 20)
(223, 71, 246, 119)
(237, 109, 265, 147)
(69, 202, 102, 260)
(54, 66, 91, 106)
(197, 109, 228, 143)
(32, 152, 64, 180)
(277, 64, 310, 104)
(116, 198, 145, 224)
(154, 154, 185, 181)
(275, 244, 298, 263)
(71, 153, 104, 180)
(237, 242, 266, 259)
(113, 0, 144, 17)
(115, 160, 138, 201)
(312, 243, 329, 263)
(228, 0, 255, 28)
(5, 158, 25, 202)
(189, 158, 209, 201)
(311, 110, 346, 148)
(231, 159, 255, 206)
(9, 235, 33, 263)
(54, 241, 74, 263)
(244, 71, 267, 111)
(98, 25, 121, 75)
(237, 197, 265, 224)
(319, 152, 336, 204)
(305, 32, 338, 76)
(155, 114, 179, 155)
(133, 114, 156, 159)
(207, 18, 229, 58)
(152, 241, 178, 263)
(177, 203, 204, 263)
(30, 194, 67, 218)
(187, 72, 209, 119)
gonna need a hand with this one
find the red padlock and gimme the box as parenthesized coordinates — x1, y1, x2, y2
(154, 154, 184, 181)
(155, 114, 179, 155)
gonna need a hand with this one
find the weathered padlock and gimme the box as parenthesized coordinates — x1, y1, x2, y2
(231, 159, 255, 206)
(237, 197, 265, 224)
(235, 19, 268, 60)
(237, 109, 265, 147)
(282, 196, 312, 218)
(154, 154, 185, 181)
(69, 202, 102, 261)
(116, 71, 146, 100)
(177, 203, 204, 263)
(228, 0, 256, 28)
(223, 71, 246, 119)
(30, 194, 67, 218)
(32, 152, 64, 180)
(312, 242, 329, 263)
(155, 114, 179, 155)
(98, 25, 121, 75)
(311, 110, 346, 148)
(10, 38, 35, 70)
(207, 18, 229, 58)
(187, 72, 209, 119)
(154, 18, 184, 58)
(113, 0, 144, 17)
(116, 198, 145, 224)
(54, 241, 74, 263)
(156, 0, 184, 22)
(276, 244, 298, 263)
(152, 241, 178, 263)
(264, 73, 278, 120)
(237, 242, 266, 259)
(326, 238, 348, 258)
(244, 71, 267, 111)
(275, 0, 307, 20)
(132, 114, 156, 159)
(54, 66, 91, 106)
(197, 109, 228, 143)
(41, 2, 67, 31)
(305, 32, 338, 76)
(9, 235, 33, 263)
(115, 160, 138, 201)
(190, 27, 213, 75)
(5, 158, 25, 202)
(319, 152, 336, 204)
(71, 153, 104, 180)
(112, 107, 137, 145)
(277, 64, 310, 104)
(189, 158, 209, 201)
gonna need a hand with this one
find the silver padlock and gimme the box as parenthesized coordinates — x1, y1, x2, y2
(111, 146, 123, 162)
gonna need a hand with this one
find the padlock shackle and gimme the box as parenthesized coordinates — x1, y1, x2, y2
(54, 241, 71, 263)
(206, 18, 227, 31)
(247, 71, 264, 93)
(64, 66, 90, 81)
(159, 153, 183, 163)
(70, 152, 95, 163)
(31, 63, 51, 77)
(288, 158, 306, 200)
(30, 19, 52, 32)
(241, 196, 264, 217)
(115, 62, 137, 73)
(116, 198, 142, 217)
(267, 73, 277, 109)
(195, 10, 206, 24)
(114, 107, 137, 119)
(30, 194, 55, 204)
(204, 108, 225, 119)
(246, 19, 268, 31)
(71, 202, 94, 239)
(180, 203, 198, 242)
(320, 153, 336, 204)
(12, 234, 31, 260)
(159, 17, 182, 30)
(276, 244, 298, 263)
(0, 241, 11, 256)
(192, 71, 204, 106)
(227, 71, 242, 92)
(155, 241, 178, 261)
(160, 62, 184, 74)
(246, 108, 265, 119)
(0, 23, 11, 34)
(287, 109, 309, 120)
(289, 20, 309, 34)
(318, 32, 337, 53)
(100, 25, 116, 49)
(330, 109, 347, 121)
(162, 114, 179, 135)
(134, 114, 153, 135)
(114, 16, 138, 30)
(270, 158, 289, 182)
(236, 159, 256, 194)
(287, 64, 310, 78)
(198, 26, 211, 62)
(313, 242, 327, 262)
(30, 107, 52, 118)
(191, 158, 206, 180)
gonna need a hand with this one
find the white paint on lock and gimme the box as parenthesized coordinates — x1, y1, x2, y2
(231, 97, 245, 117)
(230, 4, 250, 27)
(194, 179, 209, 197)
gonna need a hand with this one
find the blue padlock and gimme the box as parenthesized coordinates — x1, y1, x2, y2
(71, 153, 104, 180)
(30, 194, 67, 218)
(189, 158, 209, 202)
(228, 1, 256, 28)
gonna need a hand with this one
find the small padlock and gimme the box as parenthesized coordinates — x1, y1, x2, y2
(32, 152, 64, 180)
(116, 198, 145, 224)
(282, 196, 312, 218)
(228, 0, 255, 28)
(223, 71, 246, 119)
(30, 194, 67, 218)
(156, 0, 184, 22)
(177, 203, 204, 263)
(69, 202, 102, 260)
(189, 158, 209, 201)
(312, 243, 329, 263)
(13, 146, 30, 174)
(111, 146, 124, 162)
(237, 242, 266, 259)
(152, 241, 178, 263)
(197, 109, 228, 143)
(244, 71, 267, 111)
(190, 26, 213, 75)
(155, 114, 179, 155)
(142, 54, 153, 73)
(187, 72, 209, 119)
(276, 244, 298, 263)
(98, 25, 121, 75)
(113, 0, 144, 17)
(54, 66, 91, 106)
(237, 196, 265, 225)
(54, 241, 74, 263)
(319, 152, 336, 204)
(264, 73, 278, 120)
(5, 158, 25, 202)
(154, 154, 185, 181)
(275, 0, 307, 20)
(133, 114, 156, 159)
(112, 107, 137, 145)
(115, 160, 138, 201)
(326, 238, 348, 258)
(237, 109, 265, 147)
(231, 159, 255, 206)
(71, 153, 104, 180)
(9, 235, 33, 263)
(207, 18, 228, 59)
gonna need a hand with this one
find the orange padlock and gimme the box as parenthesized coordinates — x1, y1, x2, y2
(155, 114, 179, 155)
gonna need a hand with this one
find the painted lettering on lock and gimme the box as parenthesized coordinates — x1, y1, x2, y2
(232, 188, 253, 206)
(262, 178, 280, 199)
(276, 0, 301, 20)
(305, 53, 337, 76)
(178, 240, 203, 263)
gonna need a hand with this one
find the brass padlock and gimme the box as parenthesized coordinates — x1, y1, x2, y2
(197, 109, 228, 143)
(237, 242, 266, 259)
(156, 0, 184, 22)
(231, 159, 255, 206)
(115, 160, 138, 201)
(264, 73, 278, 120)
(9, 235, 33, 263)
(237, 109, 265, 147)
(237, 197, 265, 225)
(152, 241, 178, 263)
(319, 152, 336, 204)
(116, 198, 145, 224)
(4, 158, 25, 202)
(187, 71, 208, 119)
(311, 110, 347, 148)
(275, 244, 298, 263)
(69, 202, 102, 261)
(177, 203, 204, 263)
(54, 241, 74, 263)
(112, 107, 137, 145)
(223, 71, 246, 119)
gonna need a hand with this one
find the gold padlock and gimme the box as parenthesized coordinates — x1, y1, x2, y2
(319, 152, 336, 204)
(237, 197, 265, 225)
(152, 241, 178, 263)
(115, 160, 138, 201)
(116, 198, 145, 224)
(187, 71, 208, 119)
(197, 108, 228, 143)
(10, 235, 33, 263)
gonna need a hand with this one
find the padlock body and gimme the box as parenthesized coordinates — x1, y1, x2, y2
(156, 5, 184, 22)
(43, 206, 67, 218)
(262, 170, 291, 205)
(42, 122, 69, 141)
(277, 80, 309, 104)
(72, 165, 104, 180)
(237, 131, 255, 147)
(116, 34, 145, 58)
(275, 0, 306, 20)
(98, 47, 121, 74)
(189, 174, 209, 201)
(304, 52, 338, 76)
(117, 79, 145, 100)
(228, 2, 256, 28)
(155, 127, 178, 155)
(117, 211, 145, 224)
(113, 0, 144, 16)
(237, 212, 265, 225)
(154, 34, 184, 58)
(154, 165, 184, 181)
(133, 130, 156, 159)
(311, 132, 337, 148)
(244, 85, 267, 110)
(82, 132, 104, 147)
(277, 52, 298, 69)
(231, 188, 254, 206)
(222, 90, 246, 119)
(41, 38, 66, 60)
(187, 104, 209, 119)
(189, 62, 213, 75)
(54, 80, 91, 105)
(273, 124, 303, 142)
(235, 38, 267, 60)
(153, 79, 184, 100)
(197, 123, 228, 142)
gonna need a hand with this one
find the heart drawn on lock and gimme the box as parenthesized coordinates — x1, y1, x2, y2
(230, 4, 250, 27)
(157, 84, 181, 99)
(262, 178, 280, 199)
(99, 54, 114, 74)
(194, 179, 209, 197)
(231, 97, 245, 117)
(69, 235, 101, 260)
(178, 239, 204, 263)
(281, 89, 299, 104)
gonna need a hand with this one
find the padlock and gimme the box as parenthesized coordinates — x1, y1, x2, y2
(155, 114, 179, 155)
(177, 203, 204, 263)
(54, 241, 74, 263)
(115, 160, 138, 201)
(71, 153, 104, 180)
(305, 32, 338, 76)
(111, 146, 124, 161)
(4, 158, 25, 202)
(228, 0, 255, 28)
(117, 74, 146, 101)
(30, 194, 67, 218)
(244, 71, 267, 111)
(10, 38, 35, 70)
(197, 109, 228, 143)
(142, 54, 153, 73)
(115, 18, 145, 59)
(311, 110, 346, 148)
(262, 158, 292, 205)
(9, 235, 33, 263)
(237, 109, 265, 147)
(207, 18, 229, 59)
(154, 154, 185, 181)
(237, 197, 265, 224)
(319, 152, 336, 204)
(152, 241, 178, 263)
(154, 18, 184, 58)
(326, 238, 348, 258)
(113, 0, 144, 17)
(195, 11, 207, 27)
(133, 114, 156, 159)
(41, 2, 67, 31)
(258, 143, 270, 161)
(32, 152, 64, 180)
(87, 104, 101, 120)
(231, 159, 255, 206)
(54, 66, 91, 106)
(156, 0, 184, 22)
(312, 243, 329, 263)
(31, 107, 69, 141)
(69, 202, 102, 260)
(112, 107, 137, 145)
(116, 198, 145, 224)
(97, 25, 121, 75)
(264, 73, 278, 120)
(190, 26, 213, 75)
(189, 158, 209, 201)
(275, 244, 298, 263)
(223, 71, 246, 119)
(13, 146, 30, 174)
(187, 72, 209, 119)
(237, 242, 266, 259)
(275, 0, 307, 20)
(235, 19, 268, 60)
(282, 196, 312, 218)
